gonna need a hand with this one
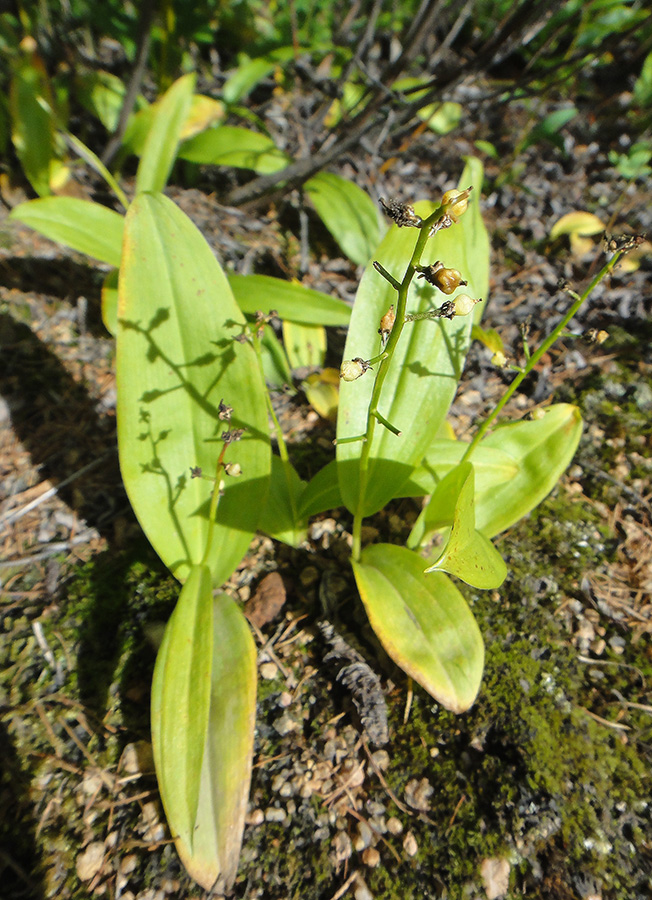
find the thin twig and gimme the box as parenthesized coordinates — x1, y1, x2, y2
(0, 451, 114, 529)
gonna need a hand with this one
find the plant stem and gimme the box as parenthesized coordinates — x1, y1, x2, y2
(461, 249, 624, 463)
(201, 442, 228, 567)
(351, 205, 447, 560)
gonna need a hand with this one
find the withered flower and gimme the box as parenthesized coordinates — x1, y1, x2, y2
(379, 198, 423, 228)
(221, 427, 245, 443)
(583, 328, 609, 345)
(218, 399, 233, 421)
(340, 357, 373, 382)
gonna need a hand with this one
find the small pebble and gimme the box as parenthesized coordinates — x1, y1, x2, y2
(264, 806, 287, 823)
(362, 847, 380, 867)
(403, 831, 418, 857)
(246, 808, 265, 826)
(404, 777, 433, 812)
(81, 771, 103, 795)
(260, 661, 278, 680)
(278, 691, 293, 707)
(386, 817, 403, 835)
(366, 800, 385, 817)
(273, 713, 298, 736)
(330, 831, 352, 862)
(371, 749, 390, 771)
(354, 821, 373, 851)
(119, 854, 138, 875)
(354, 881, 374, 900)
(105, 831, 118, 850)
(76, 842, 105, 881)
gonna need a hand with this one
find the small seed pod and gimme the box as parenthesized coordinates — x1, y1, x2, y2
(583, 328, 609, 345)
(224, 462, 242, 477)
(379, 198, 423, 228)
(453, 294, 482, 317)
(418, 262, 468, 295)
(441, 187, 471, 219)
(340, 357, 372, 382)
(378, 304, 396, 344)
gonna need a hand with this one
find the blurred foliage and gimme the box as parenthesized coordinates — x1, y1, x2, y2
(1, 0, 651, 196)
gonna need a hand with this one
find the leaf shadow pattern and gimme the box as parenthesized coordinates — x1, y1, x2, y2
(118, 308, 269, 572)
(0, 312, 142, 724)
(0, 255, 108, 337)
(0, 720, 46, 900)
(0, 313, 124, 543)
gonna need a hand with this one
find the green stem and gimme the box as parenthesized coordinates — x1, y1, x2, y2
(201, 442, 228, 566)
(461, 250, 623, 463)
(351, 204, 447, 560)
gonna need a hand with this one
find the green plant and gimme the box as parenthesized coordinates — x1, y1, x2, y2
(9, 69, 639, 894)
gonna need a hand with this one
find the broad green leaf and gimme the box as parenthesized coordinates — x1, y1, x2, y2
(475, 404, 583, 538)
(298, 459, 341, 518)
(305, 172, 382, 266)
(136, 73, 195, 194)
(120, 103, 156, 157)
(298, 439, 516, 521)
(420, 100, 462, 135)
(153, 581, 257, 890)
(10, 49, 61, 196)
(258, 454, 308, 546)
(323, 80, 367, 128)
(259, 327, 294, 389)
(228, 274, 351, 326)
(406, 440, 518, 497)
(474, 139, 500, 160)
(179, 125, 290, 174)
(609, 141, 652, 180)
(75, 69, 147, 132)
(117, 192, 270, 583)
(10, 197, 125, 266)
(520, 107, 577, 154)
(352, 544, 484, 712)
(282, 320, 326, 369)
(336, 157, 489, 517)
(550, 211, 605, 256)
(406, 443, 516, 549)
(222, 47, 298, 104)
(181, 94, 225, 140)
(393, 79, 461, 134)
(471, 323, 504, 354)
(151, 564, 213, 853)
(302, 369, 339, 421)
(633, 50, 652, 107)
(181, 591, 257, 890)
(101, 269, 119, 336)
(423, 463, 507, 589)
(64, 131, 129, 209)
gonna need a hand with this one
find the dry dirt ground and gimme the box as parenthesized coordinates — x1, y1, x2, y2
(1, 91, 652, 900)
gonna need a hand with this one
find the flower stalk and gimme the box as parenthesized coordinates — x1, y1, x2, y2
(461, 247, 626, 463)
